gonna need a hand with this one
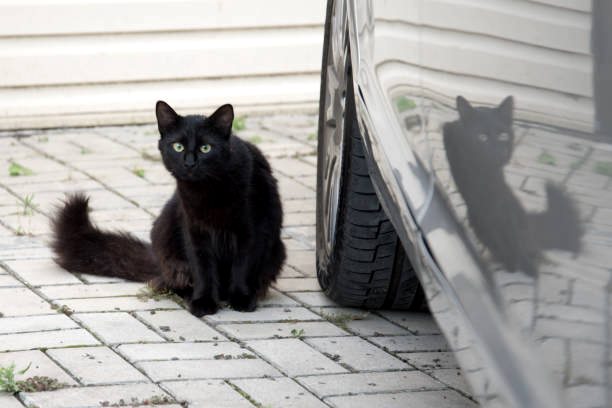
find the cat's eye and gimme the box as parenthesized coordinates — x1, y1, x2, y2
(200, 144, 212, 154)
(498, 132, 510, 142)
(172, 143, 184, 152)
(478, 134, 488, 142)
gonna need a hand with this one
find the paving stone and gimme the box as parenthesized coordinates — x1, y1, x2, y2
(205, 306, 320, 323)
(39, 282, 145, 299)
(138, 358, 281, 381)
(0, 329, 100, 352)
(370, 335, 449, 352)
(430, 368, 474, 395)
(278, 177, 315, 199)
(274, 277, 321, 292)
(0, 395, 23, 408)
(398, 351, 460, 370)
(0, 287, 51, 316)
(306, 336, 409, 371)
(0, 274, 22, 287)
(4, 259, 82, 285)
(134, 309, 226, 342)
(117, 342, 251, 362)
(258, 288, 299, 306)
(278, 266, 304, 278)
(283, 199, 316, 213)
(217, 321, 348, 340)
(162, 380, 253, 408)
(290, 291, 339, 307)
(0, 314, 78, 335)
(297, 371, 444, 398)
(377, 311, 441, 335)
(344, 314, 409, 336)
(57, 296, 181, 312)
(48, 346, 148, 385)
(270, 157, 316, 177)
(74, 312, 165, 344)
(79, 273, 126, 284)
(326, 389, 477, 408)
(0, 350, 77, 385)
(232, 377, 327, 408)
(284, 249, 315, 272)
(247, 338, 348, 376)
(284, 211, 315, 226)
(20, 383, 170, 408)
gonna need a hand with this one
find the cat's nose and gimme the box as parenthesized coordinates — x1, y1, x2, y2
(184, 154, 196, 168)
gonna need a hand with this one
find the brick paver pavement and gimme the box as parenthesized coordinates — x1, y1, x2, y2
(0, 114, 476, 407)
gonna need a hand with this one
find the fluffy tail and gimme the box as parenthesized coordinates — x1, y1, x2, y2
(529, 183, 583, 254)
(51, 194, 159, 282)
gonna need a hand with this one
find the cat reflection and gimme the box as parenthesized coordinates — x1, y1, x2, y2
(443, 96, 582, 276)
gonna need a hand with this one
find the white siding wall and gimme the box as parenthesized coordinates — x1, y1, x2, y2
(0, 0, 325, 130)
(375, 0, 593, 131)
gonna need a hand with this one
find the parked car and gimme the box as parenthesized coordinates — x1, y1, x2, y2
(316, 1, 611, 407)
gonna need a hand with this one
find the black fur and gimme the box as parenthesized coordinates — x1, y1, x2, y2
(443, 96, 582, 276)
(52, 102, 286, 316)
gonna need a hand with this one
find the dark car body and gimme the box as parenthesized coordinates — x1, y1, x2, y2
(317, 1, 611, 407)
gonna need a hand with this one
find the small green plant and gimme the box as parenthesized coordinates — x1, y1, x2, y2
(132, 167, 146, 178)
(537, 151, 556, 166)
(307, 132, 316, 141)
(232, 116, 246, 132)
(0, 362, 31, 393)
(395, 96, 417, 113)
(80, 147, 92, 155)
(290, 328, 305, 338)
(594, 161, 612, 177)
(37, 136, 49, 143)
(248, 135, 263, 144)
(320, 311, 367, 330)
(22, 194, 38, 216)
(8, 162, 33, 177)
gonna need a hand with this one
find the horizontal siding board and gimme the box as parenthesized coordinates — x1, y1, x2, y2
(375, 21, 592, 97)
(377, 61, 593, 132)
(376, 0, 590, 54)
(0, 74, 320, 129)
(0, 0, 326, 37)
(0, 28, 323, 87)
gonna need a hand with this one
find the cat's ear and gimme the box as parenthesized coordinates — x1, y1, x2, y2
(156, 101, 179, 134)
(456, 96, 473, 120)
(497, 96, 514, 125)
(208, 104, 234, 138)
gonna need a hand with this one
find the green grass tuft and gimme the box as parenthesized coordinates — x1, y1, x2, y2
(132, 167, 146, 178)
(248, 135, 263, 144)
(594, 161, 612, 177)
(232, 116, 247, 132)
(395, 96, 417, 113)
(0, 362, 31, 393)
(8, 162, 33, 177)
(537, 151, 556, 166)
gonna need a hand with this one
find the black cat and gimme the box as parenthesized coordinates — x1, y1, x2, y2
(52, 102, 286, 316)
(443, 96, 582, 276)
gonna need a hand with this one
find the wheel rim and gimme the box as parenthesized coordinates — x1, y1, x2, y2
(320, 0, 349, 267)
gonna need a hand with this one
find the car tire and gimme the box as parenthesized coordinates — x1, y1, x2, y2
(316, 0, 425, 310)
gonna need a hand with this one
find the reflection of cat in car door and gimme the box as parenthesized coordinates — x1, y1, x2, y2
(443, 96, 582, 276)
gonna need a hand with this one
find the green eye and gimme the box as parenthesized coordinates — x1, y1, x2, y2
(200, 144, 212, 153)
(172, 143, 184, 152)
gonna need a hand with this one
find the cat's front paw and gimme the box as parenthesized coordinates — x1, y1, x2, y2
(188, 297, 219, 317)
(229, 292, 257, 312)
